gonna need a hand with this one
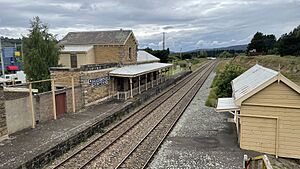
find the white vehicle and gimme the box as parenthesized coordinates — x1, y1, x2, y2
(0, 71, 26, 85)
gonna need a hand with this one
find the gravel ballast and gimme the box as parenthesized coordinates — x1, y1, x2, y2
(148, 72, 259, 169)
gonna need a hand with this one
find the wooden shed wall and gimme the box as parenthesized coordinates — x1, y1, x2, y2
(240, 81, 300, 159)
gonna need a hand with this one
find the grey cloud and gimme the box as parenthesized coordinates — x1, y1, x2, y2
(0, 0, 299, 51)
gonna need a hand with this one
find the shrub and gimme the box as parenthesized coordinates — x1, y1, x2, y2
(213, 63, 245, 98)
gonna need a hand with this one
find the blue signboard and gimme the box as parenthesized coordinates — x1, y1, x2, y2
(89, 76, 110, 87)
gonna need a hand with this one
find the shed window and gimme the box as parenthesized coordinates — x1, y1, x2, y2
(129, 47, 132, 59)
(70, 53, 77, 68)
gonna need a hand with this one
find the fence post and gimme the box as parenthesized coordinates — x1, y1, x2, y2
(51, 79, 57, 120)
(29, 83, 35, 128)
(71, 76, 76, 113)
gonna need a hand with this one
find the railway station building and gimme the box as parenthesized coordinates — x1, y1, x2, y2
(51, 30, 172, 104)
(216, 64, 300, 159)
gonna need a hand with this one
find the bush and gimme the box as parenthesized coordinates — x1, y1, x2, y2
(219, 51, 234, 58)
(177, 60, 188, 68)
(213, 63, 245, 98)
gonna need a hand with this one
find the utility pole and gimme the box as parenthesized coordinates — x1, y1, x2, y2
(0, 37, 5, 76)
(162, 32, 165, 50)
(179, 48, 182, 60)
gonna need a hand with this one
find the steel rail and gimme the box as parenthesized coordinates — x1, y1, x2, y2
(52, 62, 211, 169)
(78, 62, 214, 168)
(115, 61, 217, 169)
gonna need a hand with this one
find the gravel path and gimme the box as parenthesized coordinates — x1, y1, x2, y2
(148, 72, 259, 169)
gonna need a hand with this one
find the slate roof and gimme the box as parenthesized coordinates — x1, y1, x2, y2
(59, 30, 133, 45)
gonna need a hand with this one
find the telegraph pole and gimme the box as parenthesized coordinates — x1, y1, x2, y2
(0, 37, 5, 76)
(162, 32, 165, 50)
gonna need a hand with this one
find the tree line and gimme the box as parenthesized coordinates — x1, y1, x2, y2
(247, 25, 300, 56)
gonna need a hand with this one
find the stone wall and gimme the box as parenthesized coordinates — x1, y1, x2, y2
(80, 69, 113, 104)
(50, 68, 81, 87)
(94, 34, 137, 65)
(0, 87, 8, 138)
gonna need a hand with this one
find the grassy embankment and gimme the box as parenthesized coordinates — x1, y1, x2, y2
(170, 57, 208, 74)
(206, 55, 300, 107)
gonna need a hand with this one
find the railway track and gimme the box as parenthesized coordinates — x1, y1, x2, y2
(51, 61, 216, 169)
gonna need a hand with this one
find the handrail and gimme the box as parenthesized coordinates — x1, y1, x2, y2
(243, 155, 273, 169)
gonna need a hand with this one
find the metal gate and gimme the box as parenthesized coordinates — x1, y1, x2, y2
(55, 92, 66, 117)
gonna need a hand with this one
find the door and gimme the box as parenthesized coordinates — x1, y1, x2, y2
(55, 92, 66, 117)
(70, 53, 78, 68)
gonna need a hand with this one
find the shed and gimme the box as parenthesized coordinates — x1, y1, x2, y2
(216, 64, 300, 159)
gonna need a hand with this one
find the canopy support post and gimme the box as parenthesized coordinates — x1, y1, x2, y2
(138, 76, 141, 94)
(145, 74, 148, 90)
(151, 73, 153, 88)
(130, 77, 133, 98)
(157, 71, 159, 85)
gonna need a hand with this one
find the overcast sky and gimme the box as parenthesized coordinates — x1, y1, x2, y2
(0, 0, 299, 51)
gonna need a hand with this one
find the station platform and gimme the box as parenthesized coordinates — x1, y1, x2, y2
(0, 71, 190, 169)
(0, 100, 131, 169)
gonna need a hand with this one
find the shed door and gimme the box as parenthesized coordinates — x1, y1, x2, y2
(55, 92, 66, 117)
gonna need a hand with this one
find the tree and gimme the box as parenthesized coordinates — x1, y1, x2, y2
(247, 32, 276, 54)
(277, 25, 300, 56)
(23, 16, 60, 92)
(247, 32, 265, 53)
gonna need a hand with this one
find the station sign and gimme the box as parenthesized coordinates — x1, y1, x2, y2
(89, 76, 110, 87)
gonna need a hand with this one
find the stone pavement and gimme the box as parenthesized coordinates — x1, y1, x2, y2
(148, 72, 259, 169)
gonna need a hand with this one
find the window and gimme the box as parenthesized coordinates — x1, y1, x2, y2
(129, 47, 132, 60)
(70, 53, 77, 68)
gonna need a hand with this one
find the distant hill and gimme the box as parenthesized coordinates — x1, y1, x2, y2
(189, 44, 248, 52)
(214, 44, 247, 51)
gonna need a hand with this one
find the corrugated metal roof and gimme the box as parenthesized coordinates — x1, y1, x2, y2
(137, 51, 160, 63)
(61, 45, 93, 52)
(59, 30, 132, 45)
(110, 63, 172, 77)
(232, 64, 278, 101)
(216, 98, 240, 112)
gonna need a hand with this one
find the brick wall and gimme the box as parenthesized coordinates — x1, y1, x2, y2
(0, 87, 8, 137)
(35, 86, 84, 122)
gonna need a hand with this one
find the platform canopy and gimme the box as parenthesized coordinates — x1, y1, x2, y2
(215, 98, 240, 112)
(109, 63, 172, 77)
